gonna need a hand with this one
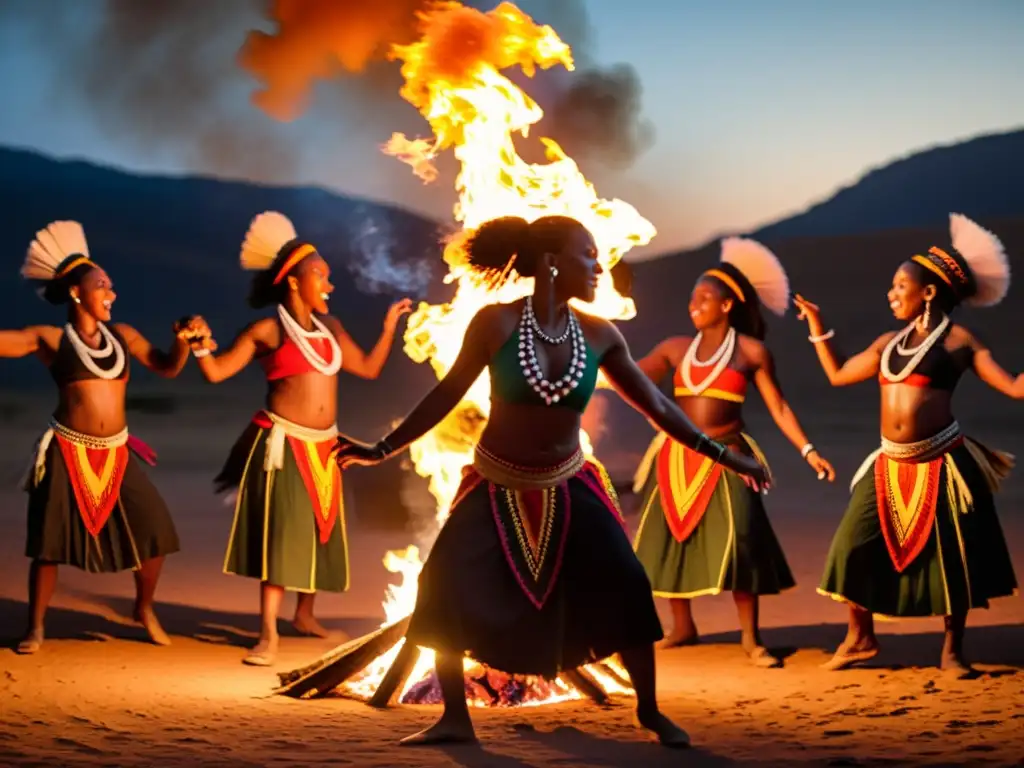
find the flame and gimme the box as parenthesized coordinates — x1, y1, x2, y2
(342, 0, 652, 705)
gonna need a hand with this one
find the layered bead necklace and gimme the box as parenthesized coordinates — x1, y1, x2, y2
(277, 304, 342, 376)
(64, 322, 126, 380)
(880, 314, 950, 383)
(518, 295, 586, 405)
(680, 326, 736, 395)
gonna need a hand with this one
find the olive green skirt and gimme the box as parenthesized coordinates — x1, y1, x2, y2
(218, 416, 349, 593)
(818, 437, 1017, 618)
(632, 432, 795, 598)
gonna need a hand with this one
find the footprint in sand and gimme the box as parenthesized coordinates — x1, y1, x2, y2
(823, 730, 854, 738)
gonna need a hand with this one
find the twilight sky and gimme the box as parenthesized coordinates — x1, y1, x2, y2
(1, 0, 1022, 259)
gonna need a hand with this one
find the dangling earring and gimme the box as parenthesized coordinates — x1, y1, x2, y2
(549, 265, 558, 279)
(72, 295, 81, 305)
(918, 298, 931, 331)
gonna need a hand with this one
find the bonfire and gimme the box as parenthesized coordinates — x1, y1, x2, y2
(275, 0, 656, 708)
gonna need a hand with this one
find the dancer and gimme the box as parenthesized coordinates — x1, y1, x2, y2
(183, 211, 410, 665)
(796, 213, 1019, 675)
(0, 221, 187, 654)
(335, 215, 770, 747)
(630, 237, 836, 667)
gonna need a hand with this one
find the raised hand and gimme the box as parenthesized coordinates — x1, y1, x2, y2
(386, 298, 414, 327)
(793, 294, 825, 335)
(806, 450, 836, 482)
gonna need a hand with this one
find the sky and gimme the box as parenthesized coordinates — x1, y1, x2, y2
(0, 0, 1022, 259)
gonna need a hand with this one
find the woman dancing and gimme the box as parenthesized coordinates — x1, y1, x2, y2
(796, 213, 1019, 675)
(335, 215, 769, 747)
(0, 220, 188, 654)
(630, 237, 835, 668)
(184, 211, 410, 666)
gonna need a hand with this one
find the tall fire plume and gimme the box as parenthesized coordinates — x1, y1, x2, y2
(272, 1, 655, 706)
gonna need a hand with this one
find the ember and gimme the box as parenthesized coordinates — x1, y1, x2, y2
(273, 0, 654, 707)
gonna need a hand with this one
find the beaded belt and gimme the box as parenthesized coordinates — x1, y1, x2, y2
(473, 443, 586, 491)
(881, 421, 962, 463)
(50, 420, 129, 449)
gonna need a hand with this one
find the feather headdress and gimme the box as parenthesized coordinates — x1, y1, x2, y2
(240, 211, 299, 272)
(22, 220, 93, 282)
(718, 236, 790, 316)
(949, 213, 1010, 308)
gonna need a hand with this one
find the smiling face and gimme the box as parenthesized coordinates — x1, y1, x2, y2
(554, 225, 602, 302)
(688, 277, 733, 331)
(288, 253, 333, 314)
(888, 262, 936, 321)
(69, 267, 116, 322)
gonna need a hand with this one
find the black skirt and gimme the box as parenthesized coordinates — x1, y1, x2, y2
(406, 460, 664, 678)
(25, 435, 180, 573)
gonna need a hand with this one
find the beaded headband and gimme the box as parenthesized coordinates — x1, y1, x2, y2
(911, 246, 971, 293)
(272, 243, 317, 285)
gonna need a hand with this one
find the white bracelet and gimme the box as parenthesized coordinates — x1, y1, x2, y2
(800, 443, 815, 458)
(192, 348, 211, 359)
(808, 329, 835, 343)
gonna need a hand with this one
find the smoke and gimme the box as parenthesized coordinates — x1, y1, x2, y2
(238, 0, 654, 168)
(1, 0, 652, 181)
(345, 206, 433, 296)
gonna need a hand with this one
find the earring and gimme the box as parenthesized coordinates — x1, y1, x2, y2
(550, 266, 558, 278)
(72, 295, 81, 305)
(919, 298, 931, 330)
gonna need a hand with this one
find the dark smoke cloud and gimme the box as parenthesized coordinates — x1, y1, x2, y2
(0, 0, 652, 180)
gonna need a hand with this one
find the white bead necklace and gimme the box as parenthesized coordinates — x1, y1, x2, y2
(277, 304, 342, 377)
(680, 327, 736, 395)
(64, 322, 126, 380)
(517, 300, 586, 406)
(880, 314, 950, 383)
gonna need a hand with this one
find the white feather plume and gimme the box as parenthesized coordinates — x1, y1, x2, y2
(719, 236, 790, 316)
(22, 220, 89, 281)
(949, 213, 1010, 307)
(240, 211, 298, 272)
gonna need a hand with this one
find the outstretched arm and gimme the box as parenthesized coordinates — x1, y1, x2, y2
(0, 326, 55, 359)
(190, 319, 262, 384)
(115, 323, 190, 378)
(969, 332, 1024, 399)
(598, 322, 765, 480)
(793, 294, 887, 387)
(327, 299, 412, 380)
(376, 306, 494, 455)
(635, 336, 684, 384)
(750, 342, 836, 480)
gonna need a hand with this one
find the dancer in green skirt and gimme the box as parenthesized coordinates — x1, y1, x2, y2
(183, 211, 410, 665)
(630, 237, 836, 667)
(795, 213, 1019, 676)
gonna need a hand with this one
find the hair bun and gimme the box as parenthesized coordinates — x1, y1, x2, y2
(464, 216, 535, 279)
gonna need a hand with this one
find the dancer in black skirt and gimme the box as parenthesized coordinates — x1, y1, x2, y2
(0, 220, 190, 653)
(336, 214, 769, 748)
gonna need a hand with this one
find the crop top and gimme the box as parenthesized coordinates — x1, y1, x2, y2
(259, 334, 338, 381)
(489, 326, 599, 413)
(673, 362, 747, 403)
(49, 326, 130, 385)
(878, 334, 960, 392)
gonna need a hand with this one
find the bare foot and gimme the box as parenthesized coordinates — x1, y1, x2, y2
(657, 631, 699, 650)
(16, 628, 43, 655)
(291, 615, 332, 639)
(746, 646, 783, 668)
(134, 605, 171, 646)
(636, 708, 691, 748)
(822, 639, 879, 671)
(243, 634, 279, 666)
(940, 653, 977, 679)
(399, 716, 477, 746)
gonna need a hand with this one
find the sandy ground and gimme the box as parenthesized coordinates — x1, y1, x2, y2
(1, 405, 1023, 767)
